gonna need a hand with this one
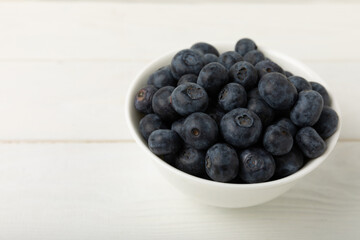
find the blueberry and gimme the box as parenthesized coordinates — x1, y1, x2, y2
(171, 49, 204, 79)
(274, 147, 304, 179)
(171, 83, 208, 116)
(134, 85, 158, 114)
(288, 76, 312, 93)
(191, 42, 219, 56)
(284, 71, 293, 77)
(177, 74, 198, 86)
(229, 61, 258, 90)
(218, 51, 243, 70)
(290, 90, 323, 127)
(152, 86, 179, 122)
(243, 50, 265, 65)
(139, 114, 167, 140)
(296, 127, 326, 158)
(235, 38, 257, 56)
(148, 129, 182, 156)
(247, 98, 275, 127)
(275, 118, 297, 137)
(220, 108, 262, 148)
(218, 83, 247, 112)
(182, 112, 218, 150)
(171, 118, 185, 139)
(238, 147, 275, 183)
(310, 82, 332, 106)
(206, 105, 225, 125)
(197, 62, 229, 96)
(147, 66, 177, 88)
(175, 145, 206, 177)
(205, 143, 239, 182)
(203, 53, 218, 65)
(258, 72, 298, 110)
(255, 60, 285, 78)
(263, 124, 293, 156)
(247, 88, 262, 100)
(313, 106, 339, 139)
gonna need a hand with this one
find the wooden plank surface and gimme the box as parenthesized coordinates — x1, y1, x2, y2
(0, 2, 359, 239)
(0, 3, 358, 61)
(0, 142, 358, 239)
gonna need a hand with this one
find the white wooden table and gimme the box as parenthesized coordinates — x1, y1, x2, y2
(0, 2, 359, 239)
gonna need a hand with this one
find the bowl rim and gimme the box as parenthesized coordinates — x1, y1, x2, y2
(125, 44, 341, 189)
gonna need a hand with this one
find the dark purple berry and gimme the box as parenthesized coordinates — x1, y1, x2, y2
(205, 143, 239, 182)
(238, 148, 275, 183)
(134, 85, 158, 114)
(139, 114, 167, 140)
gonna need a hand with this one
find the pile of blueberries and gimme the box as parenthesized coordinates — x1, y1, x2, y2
(134, 38, 339, 184)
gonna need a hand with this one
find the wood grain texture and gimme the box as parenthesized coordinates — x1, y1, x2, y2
(0, 3, 358, 61)
(0, 61, 142, 140)
(0, 142, 358, 239)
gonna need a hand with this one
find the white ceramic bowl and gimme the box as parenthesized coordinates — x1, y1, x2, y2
(125, 44, 341, 208)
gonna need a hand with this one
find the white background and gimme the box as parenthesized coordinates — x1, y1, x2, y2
(0, 1, 359, 239)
